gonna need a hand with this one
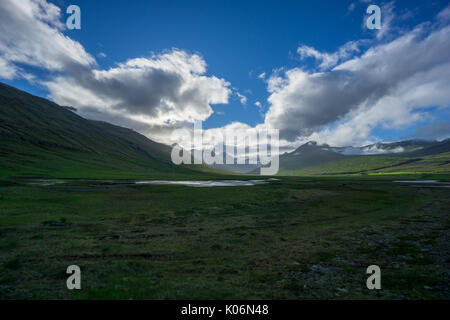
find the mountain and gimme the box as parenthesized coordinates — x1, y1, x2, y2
(279, 141, 344, 171)
(277, 140, 450, 175)
(331, 140, 436, 155)
(405, 139, 450, 156)
(0, 82, 205, 179)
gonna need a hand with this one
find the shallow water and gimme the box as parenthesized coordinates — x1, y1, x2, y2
(393, 180, 440, 184)
(25, 179, 69, 186)
(135, 179, 271, 187)
(24, 178, 277, 188)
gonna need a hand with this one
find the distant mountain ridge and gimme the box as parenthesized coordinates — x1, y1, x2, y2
(276, 139, 450, 175)
(330, 140, 437, 155)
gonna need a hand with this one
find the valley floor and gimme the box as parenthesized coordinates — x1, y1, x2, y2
(0, 176, 449, 299)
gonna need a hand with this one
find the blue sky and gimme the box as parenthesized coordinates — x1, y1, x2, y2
(1, 0, 449, 148)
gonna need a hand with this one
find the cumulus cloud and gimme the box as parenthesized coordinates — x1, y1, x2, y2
(45, 50, 231, 125)
(0, 0, 232, 140)
(264, 11, 450, 146)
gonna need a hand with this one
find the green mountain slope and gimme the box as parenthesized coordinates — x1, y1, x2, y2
(0, 82, 203, 179)
(405, 139, 450, 157)
(278, 141, 450, 176)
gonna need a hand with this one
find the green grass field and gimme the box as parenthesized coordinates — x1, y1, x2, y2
(278, 153, 450, 176)
(1, 176, 449, 299)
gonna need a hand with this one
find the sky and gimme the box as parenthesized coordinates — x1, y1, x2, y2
(0, 0, 449, 152)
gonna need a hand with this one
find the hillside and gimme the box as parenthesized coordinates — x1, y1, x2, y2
(277, 140, 450, 176)
(0, 82, 204, 179)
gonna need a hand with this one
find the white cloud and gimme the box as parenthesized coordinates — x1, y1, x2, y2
(297, 41, 363, 70)
(45, 50, 231, 126)
(0, 56, 18, 79)
(264, 12, 450, 146)
(375, 2, 396, 40)
(170, 121, 291, 161)
(236, 92, 248, 105)
(438, 5, 450, 23)
(0, 0, 95, 72)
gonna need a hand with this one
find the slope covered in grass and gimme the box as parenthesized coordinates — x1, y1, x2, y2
(0, 82, 205, 179)
(277, 141, 450, 176)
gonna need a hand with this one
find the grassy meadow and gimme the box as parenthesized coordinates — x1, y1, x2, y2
(0, 174, 449, 299)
